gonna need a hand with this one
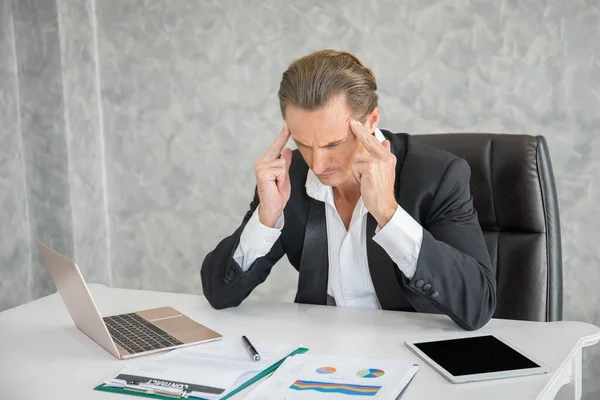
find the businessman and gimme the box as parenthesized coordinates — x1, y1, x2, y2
(201, 49, 496, 330)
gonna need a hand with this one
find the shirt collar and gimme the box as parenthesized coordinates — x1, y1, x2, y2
(305, 128, 386, 205)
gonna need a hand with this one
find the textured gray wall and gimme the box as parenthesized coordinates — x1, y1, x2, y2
(0, 0, 30, 310)
(1, 0, 599, 397)
(57, 0, 111, 286)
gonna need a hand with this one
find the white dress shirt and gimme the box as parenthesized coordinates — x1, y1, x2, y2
(233, 129, 424, 309)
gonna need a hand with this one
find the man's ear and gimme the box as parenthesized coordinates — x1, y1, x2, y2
(365, 107, 380, 133)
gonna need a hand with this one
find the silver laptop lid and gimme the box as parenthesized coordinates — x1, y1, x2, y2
(36, 241, 120, 358)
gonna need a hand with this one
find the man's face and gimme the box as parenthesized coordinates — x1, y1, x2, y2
(286, 96, 377, 187)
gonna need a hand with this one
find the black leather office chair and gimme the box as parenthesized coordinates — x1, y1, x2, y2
(414, 134, 563, 322)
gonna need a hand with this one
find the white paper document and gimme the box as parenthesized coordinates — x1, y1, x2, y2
(105, 338, 296, 399)
(243, 353, 419, 400)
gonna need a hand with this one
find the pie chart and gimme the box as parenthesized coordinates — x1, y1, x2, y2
(316, 366, 337, 374)
(357, 368, 385, 378)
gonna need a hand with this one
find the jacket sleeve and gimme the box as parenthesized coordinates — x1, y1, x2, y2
(403, 158, 497, 330)
(200, 188, 285, 309)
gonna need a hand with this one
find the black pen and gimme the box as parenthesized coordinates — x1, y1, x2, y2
(241, 335, 261, 361)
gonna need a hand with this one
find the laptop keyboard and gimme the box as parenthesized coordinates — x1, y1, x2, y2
(103, 313, 184, 354)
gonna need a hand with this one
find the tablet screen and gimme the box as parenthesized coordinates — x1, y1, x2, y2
(413, 335, 540, 376)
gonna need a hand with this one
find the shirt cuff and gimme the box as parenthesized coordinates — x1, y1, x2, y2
(372, 205, 423, 280)
(235, 207, 284, 271)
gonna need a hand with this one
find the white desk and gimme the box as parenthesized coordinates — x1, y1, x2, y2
(0, 284, 598, 400)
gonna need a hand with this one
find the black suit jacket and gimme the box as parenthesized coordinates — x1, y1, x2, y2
(201, 130, 497, 330)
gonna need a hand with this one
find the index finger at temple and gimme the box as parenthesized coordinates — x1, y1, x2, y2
(263, 123, 291, 160)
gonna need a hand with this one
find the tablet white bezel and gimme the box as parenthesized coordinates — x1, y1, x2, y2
(404, 335, 551, 384)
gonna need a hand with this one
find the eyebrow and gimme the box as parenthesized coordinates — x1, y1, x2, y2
(293, 133, 349, 149)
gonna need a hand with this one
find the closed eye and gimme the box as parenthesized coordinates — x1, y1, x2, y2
(294, 139, 345, 149)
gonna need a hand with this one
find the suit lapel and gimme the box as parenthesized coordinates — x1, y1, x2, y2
(367, 214, 416, 312)
(366, 214, 402, 310)
(295, 197, 328, 305)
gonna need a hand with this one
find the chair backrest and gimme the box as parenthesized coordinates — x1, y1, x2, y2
(414, 134, 563, 322)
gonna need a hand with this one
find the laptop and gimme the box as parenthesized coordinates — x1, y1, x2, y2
(37, 241, 222, 359)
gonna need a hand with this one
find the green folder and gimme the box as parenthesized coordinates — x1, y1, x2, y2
(94, 347, 309, 400)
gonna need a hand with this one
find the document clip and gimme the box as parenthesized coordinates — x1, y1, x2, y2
(124, 381, 189, 398)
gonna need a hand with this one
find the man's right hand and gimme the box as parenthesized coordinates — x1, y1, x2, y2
(254, 124, 293, 228)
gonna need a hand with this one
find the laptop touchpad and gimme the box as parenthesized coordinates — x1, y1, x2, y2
(136, 306, 181, 321)
(152, 315, 221, 344)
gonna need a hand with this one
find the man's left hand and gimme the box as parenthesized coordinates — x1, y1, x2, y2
(350, 120, 398, 228)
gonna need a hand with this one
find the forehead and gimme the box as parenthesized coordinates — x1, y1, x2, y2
(286, 96, 352, 145)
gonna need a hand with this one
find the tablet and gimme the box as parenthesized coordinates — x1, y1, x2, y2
(405, 335, 550, 383)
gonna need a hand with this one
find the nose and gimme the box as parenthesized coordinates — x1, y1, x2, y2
(311, 149, 329, 175)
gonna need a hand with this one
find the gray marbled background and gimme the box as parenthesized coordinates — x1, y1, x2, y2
(1, 0, 599, 397)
